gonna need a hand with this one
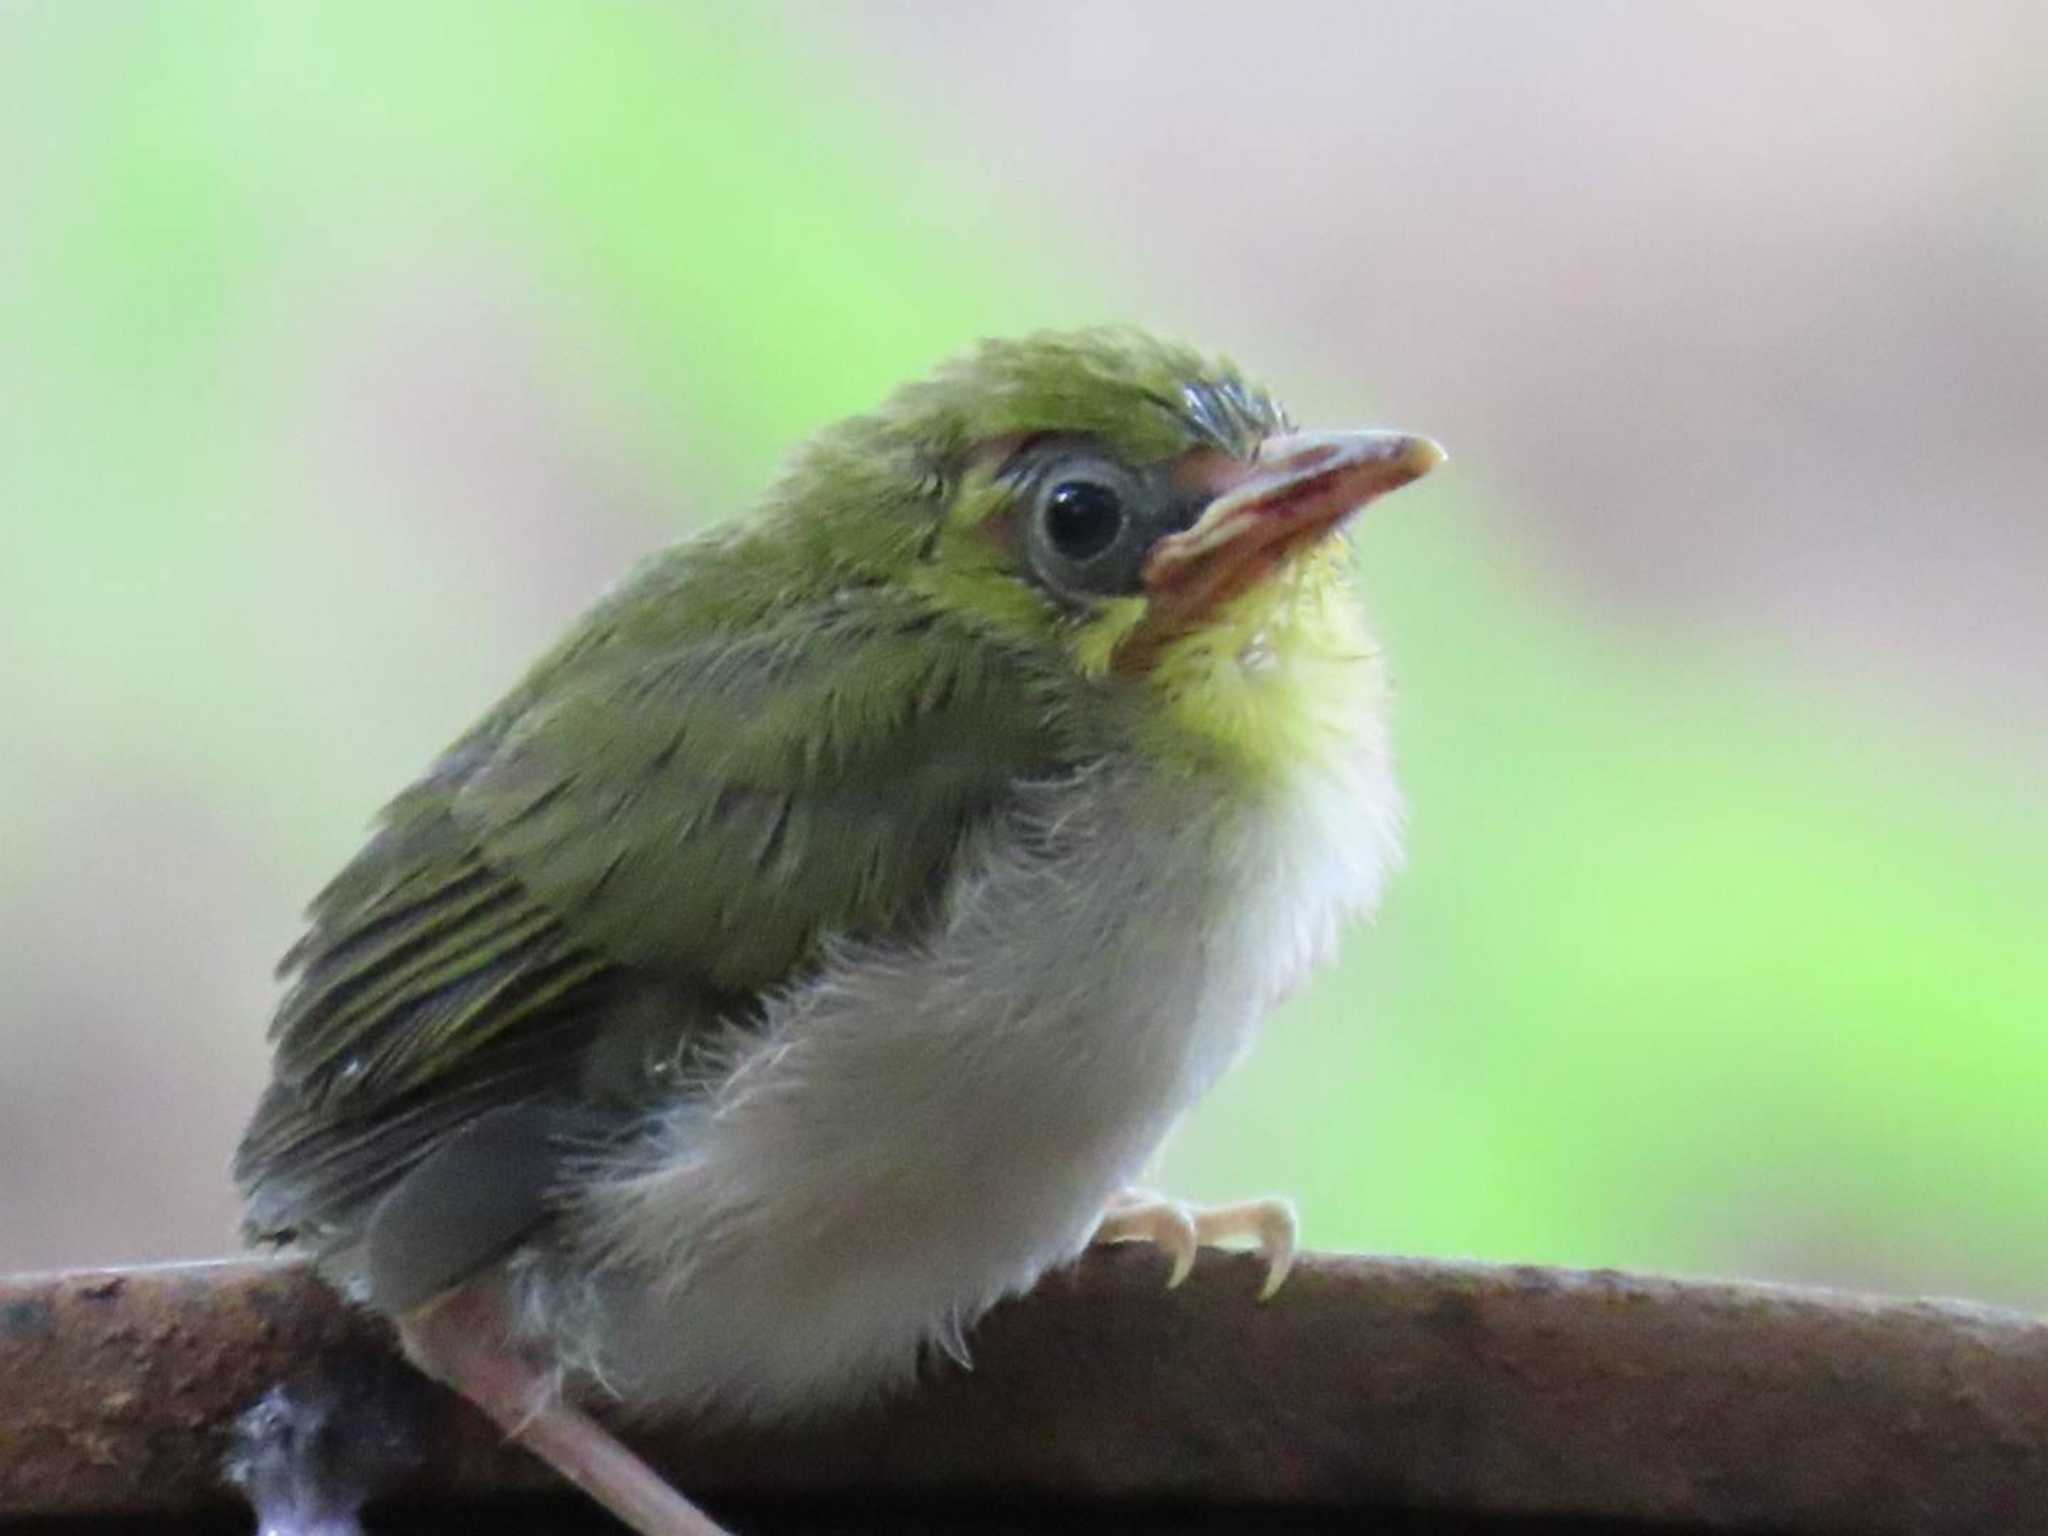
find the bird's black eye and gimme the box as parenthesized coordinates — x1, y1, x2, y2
(1042, 479, 1126, 562)
(1021, 451, 1153, 602)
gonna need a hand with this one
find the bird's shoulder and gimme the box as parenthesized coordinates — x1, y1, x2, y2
(280, 562, 1066, 1089)
(241, 558, 1072, 1234)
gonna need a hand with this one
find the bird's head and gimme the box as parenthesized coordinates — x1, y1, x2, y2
(765, 328, 1443, 774)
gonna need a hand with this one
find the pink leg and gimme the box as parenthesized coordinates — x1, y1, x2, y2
(400, 1285, 731, 1536)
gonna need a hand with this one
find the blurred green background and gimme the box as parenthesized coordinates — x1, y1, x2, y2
(4, 3, 2044, 1308)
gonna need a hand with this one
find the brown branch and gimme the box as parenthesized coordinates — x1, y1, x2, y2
(3, 1251, 2046, 1532)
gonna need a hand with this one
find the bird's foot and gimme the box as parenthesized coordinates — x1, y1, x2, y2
(401, 1283, 731, 1536)
(1089, 1188, 1298, 1299)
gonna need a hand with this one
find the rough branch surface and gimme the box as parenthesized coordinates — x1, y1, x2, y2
(3, 1250, 2046, 1532)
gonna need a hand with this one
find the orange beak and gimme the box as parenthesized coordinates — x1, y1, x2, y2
(1141, 430, 1446, 629)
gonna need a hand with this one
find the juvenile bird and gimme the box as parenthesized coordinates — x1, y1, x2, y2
(236, 328, 1442, 1534)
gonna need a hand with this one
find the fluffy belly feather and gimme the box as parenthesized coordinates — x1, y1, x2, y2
(530, 744, 1398, 1421)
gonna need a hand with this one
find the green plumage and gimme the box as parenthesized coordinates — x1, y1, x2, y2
(237, 329, 1275, 1246)
(229, 323, 1451, 1536)
(240, 567, 1066, 1237)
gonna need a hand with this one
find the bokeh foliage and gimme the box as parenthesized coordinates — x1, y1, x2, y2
(3, 3, 2042, 1306)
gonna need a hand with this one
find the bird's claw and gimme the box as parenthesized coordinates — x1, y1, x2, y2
(1089, 1190, 1298, 1300)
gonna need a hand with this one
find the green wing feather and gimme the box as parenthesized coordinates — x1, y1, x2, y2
(463, 601, 1055, 984)
(238, 564, 1061, 1240)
